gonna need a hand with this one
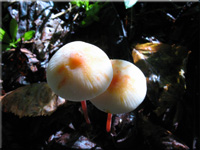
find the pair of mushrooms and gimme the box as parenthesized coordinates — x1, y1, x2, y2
(47, 41, 147, 132)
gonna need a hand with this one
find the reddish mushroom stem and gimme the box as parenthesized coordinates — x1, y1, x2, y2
(81, 100, 91, 124)
(106, 113, 112, 132)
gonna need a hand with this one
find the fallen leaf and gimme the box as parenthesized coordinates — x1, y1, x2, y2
(1, 82, 65, 117)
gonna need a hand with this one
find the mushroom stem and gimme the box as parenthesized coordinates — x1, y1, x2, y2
(81, 101, 91, 124)
(106, 113, 112, 132)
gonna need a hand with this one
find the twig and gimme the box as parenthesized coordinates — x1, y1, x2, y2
(51, 3, 75, 19)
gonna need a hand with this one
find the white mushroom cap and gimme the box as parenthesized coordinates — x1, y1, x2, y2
(46, 41, 113, 101)
(90, 59, 147, 114)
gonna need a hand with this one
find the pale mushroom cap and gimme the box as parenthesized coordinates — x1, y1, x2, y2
(46, 41, 113, 101)
(90, 59, 147, 114)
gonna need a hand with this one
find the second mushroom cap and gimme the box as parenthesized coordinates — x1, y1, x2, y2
(90, 59, 147, 114)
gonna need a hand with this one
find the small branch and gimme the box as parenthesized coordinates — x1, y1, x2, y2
(51, 3, 75, 19)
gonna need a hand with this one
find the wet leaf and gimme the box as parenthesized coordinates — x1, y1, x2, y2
(1, 82, 66, 117)
(132, 42, 189, 117)
(133, 42, 188, 84)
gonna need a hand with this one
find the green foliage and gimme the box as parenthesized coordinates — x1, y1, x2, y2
(70, 0, 138, 27)
(10, 19, 18, 42)
(71, 0, 106, 27)
(0, 18, 35, 51)
(71, 0, 90, 11)
(23, 30, 36, 41)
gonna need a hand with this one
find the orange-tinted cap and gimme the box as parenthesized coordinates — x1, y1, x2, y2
(90, 59, 147, 114)
(47, 41, 113, 101)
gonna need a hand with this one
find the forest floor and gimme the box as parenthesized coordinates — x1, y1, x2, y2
(1, 1, 199, 150)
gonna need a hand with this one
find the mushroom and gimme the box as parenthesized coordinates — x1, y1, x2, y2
(90, 59, 147, 132)
(46, 41, 113, 124)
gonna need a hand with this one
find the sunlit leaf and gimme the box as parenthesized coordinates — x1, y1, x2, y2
(23, 30, 35, 41)
(84, 0, 90, 11)
(0, 28, 5, 42)
(15, 37, 21, 44)
(9, 42, 17, 48)
(71, 0, 89, 10)
(0, 27, 11, 43)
